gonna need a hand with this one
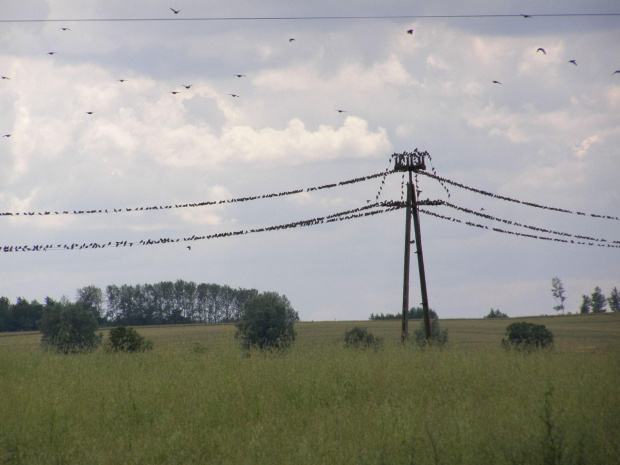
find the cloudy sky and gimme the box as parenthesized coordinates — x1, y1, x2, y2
(1, 0, 619, 321)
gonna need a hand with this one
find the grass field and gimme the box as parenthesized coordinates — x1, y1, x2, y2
(1, 313, 619, 464)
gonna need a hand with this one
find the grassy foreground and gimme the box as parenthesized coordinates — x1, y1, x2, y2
(1, 315, 619, 464)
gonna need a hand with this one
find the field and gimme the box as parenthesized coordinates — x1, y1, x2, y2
(1, 313, 619, 464)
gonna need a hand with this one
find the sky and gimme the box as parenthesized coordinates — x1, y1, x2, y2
(1, 0, 619, 321)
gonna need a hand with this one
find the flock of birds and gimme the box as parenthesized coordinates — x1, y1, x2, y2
(1, 8, 619, 138)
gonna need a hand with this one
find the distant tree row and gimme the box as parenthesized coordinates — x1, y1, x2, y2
(369, 307, 438, 320)
(483, 308, 508, 319)
(579, 286, 620, 314)
(0, 280, 263, 332)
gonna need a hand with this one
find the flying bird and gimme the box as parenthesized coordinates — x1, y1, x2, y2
(568, 60, 577, 65)
(335, 109, 346, 113)
(614, 70, 620, 75)
(171, 91, 180, 94)
(170, 8, 180, 14)
(2, 134, 11, 137)
(186, 246, 191, 250)
(491, 80, 502, 84)
(86, 111, 93, 115)
(289, 38, 296, 42)
(235, 74, 246, 78)
(228, 94, 240, 97)
(60, 27, 70, 31)
(46, 52, 56, 55)
(536, 48, 546, 54)
(1, 76, 10, 80)
(182, 84, 192, 89)
(407, 29, 414, 35)
(118, 79, 127, 82)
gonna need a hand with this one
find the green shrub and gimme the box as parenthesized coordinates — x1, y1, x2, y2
(413, 318, 449, 348)
(484, 308, 508, 319)
(235, 292, 299, 351)
(38, 302, 101, 354)
(105, 326, 153, 353)
(501, 321, 554, 351)
(343, 326, 383, 351)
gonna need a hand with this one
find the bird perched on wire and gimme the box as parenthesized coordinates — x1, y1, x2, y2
(170, 8, 180, 14)
(536, 48, 546, 54)
(568, 60, 577, 65)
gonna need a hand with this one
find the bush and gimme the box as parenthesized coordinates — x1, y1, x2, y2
(413, 318, 449, 348)
(39, 302, 101, 354)
(235, 292, 299, 351)
(343, 326, 383, 351)
(501, 322, 554, 351)
(484, 308, 508, 319)
(105, 326, 153, 353)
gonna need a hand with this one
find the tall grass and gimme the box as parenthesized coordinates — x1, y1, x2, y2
(1, 335, 618, 464)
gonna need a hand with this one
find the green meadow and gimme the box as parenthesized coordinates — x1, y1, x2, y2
(1, 313, 619, 464)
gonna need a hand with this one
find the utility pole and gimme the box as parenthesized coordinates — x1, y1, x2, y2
(393, 150, 432, 343)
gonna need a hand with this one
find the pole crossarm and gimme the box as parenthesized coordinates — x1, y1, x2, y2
(391, 149, 428, 173)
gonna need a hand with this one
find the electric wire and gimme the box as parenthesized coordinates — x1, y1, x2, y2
(419, 170, 620, 221)
(1, 13, 618, 24)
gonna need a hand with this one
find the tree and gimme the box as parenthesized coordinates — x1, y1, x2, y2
(105, 326, 153, 353)
(579, 295, 591, 314)
(551, 277, 566, 314)
(75, 285, 105, 323)
(484, 308, 508, 319)
(590, 286, 607, 313)
(501, 322, 554, 351)
(235, 292, 299, 351)
(608, 287, 620, 312)
(39, 302, 101, 353)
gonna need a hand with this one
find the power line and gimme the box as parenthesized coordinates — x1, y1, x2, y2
(1, 13, 618, 24)
(0, 169, 395, 218)
(419, 171, 620, 221)
(420, 207, 620, 249)
(0, 200, 406, 253)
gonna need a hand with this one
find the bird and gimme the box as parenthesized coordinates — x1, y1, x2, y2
(60, 27, 70, 31)
(46, 52, 56, 55)
(491, 80, 502, 84)
(1, 76, 10, 80)
(170, 7, 180, 14)
(614, 70, 620, 75)
(536, 48, 546, 54)
(235, 74, 246, 78)
(335, 109, 346, 113)
(118, 79, 127, 82)
(182, 84, 192, 89)
(521, 14, 532, 18)
(568, 60, 577, 65)
(2, 134, 11, 137)
(228, 94, 240, 97)
(407, 29, 414, 35)
(171, 91, 180, 94)
(86, 111, 93, 115)
(186, 246, 191, 250)
(289, 38, 296, 42)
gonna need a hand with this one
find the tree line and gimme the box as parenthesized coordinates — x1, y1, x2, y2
(369, 307, 438, 320)
(0, 280, 263, 332)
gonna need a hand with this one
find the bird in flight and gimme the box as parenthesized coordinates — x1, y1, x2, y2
(186, 246, 191, 250)
(407, 29, 414, 35)
(289, 38, 296, 42)
(536, 48, 546, 54)
(235, 74, 246, 78)
(1, 76, 10, 80)
(86, 111, 93, 115)
(60, 27, 70, 31)
(2, 134, 11, 137)
(171, 91, 180, 94)
(491, 80, 502, 84)
(228, 94, 240, 98)
(614, 70, 620, 75)
(182, 84, 192, 89)
(335, 109, 346, 113)
(118, 79, 127, 82)
(47, 52, 56, 55)
(170, 8, 180, 14)
(568, 60, 577, 65)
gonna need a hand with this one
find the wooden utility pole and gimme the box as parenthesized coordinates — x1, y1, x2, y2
(394, 150, 432, 343)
